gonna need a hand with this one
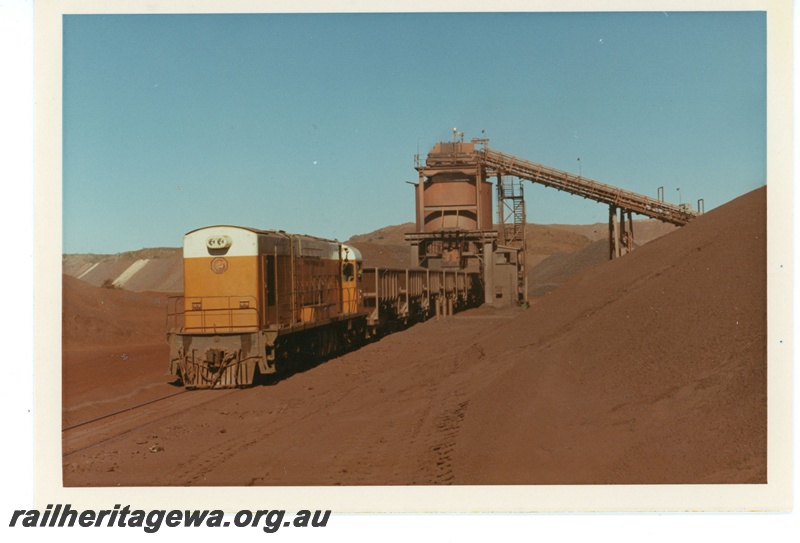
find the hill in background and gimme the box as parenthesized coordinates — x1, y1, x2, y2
(62, 248, 182, 292)
(61, 218, 677, 299)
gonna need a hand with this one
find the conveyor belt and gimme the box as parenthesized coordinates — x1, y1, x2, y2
(476, 148, 697, 226)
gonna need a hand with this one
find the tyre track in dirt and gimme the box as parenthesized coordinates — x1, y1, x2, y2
(62, 309, 522, 486)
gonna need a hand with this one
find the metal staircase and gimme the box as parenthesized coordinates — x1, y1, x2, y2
(498, 176, 525, 248)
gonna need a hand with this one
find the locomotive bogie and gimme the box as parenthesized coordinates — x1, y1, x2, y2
(168, 331, 269, 388)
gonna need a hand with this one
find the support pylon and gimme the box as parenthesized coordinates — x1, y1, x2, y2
(609, 205, 635, 259)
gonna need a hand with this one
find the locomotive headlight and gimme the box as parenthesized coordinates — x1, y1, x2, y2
(206, 235, 233, 249)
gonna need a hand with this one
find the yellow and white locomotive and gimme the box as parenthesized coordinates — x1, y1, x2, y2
(167, 226, 366, 388)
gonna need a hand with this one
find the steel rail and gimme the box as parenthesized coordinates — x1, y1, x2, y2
(62, 390, 189, 432)
(62, 389, 238, 459)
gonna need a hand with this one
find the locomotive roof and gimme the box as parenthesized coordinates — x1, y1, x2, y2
(185, 225, 341, 245)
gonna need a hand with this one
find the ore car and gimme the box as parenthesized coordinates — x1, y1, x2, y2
(167, 226, 367, 388)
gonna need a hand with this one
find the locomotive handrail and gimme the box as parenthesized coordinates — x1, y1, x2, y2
(174, 295, 260, 333)
(166, 295, 185, 329)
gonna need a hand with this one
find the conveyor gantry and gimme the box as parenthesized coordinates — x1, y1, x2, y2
(476, 148, 698, 227)
(406, 135, 702, 306)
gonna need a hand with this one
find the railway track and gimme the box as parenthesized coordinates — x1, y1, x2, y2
(62, 388, 238, 458)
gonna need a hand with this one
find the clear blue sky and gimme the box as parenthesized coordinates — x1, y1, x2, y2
(63, 11, 766, 254)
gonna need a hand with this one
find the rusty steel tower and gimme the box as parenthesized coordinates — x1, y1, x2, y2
(405, 130, 519, 307)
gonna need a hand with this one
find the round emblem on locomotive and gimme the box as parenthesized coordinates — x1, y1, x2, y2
(210, 257, 228, 274)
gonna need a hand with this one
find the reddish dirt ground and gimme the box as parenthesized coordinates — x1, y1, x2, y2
(61, 187, 766, 487)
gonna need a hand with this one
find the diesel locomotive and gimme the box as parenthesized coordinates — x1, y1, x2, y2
(167, 225, 481, 388)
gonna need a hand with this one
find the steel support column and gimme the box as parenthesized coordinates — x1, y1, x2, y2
(625, 210, 634, 254)
(416, 170, 425, 231)
(609, 205, 618, 259)
(610, 206, 635, 259)
(497, 172, 504, 244)
(410, 241, 420, 268)
(483, 240, 494, 305)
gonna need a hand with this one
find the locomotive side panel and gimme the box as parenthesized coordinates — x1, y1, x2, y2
(257, 233, 289, 329)
(294, 254, 341, 324)
(262, 235, 360, 327)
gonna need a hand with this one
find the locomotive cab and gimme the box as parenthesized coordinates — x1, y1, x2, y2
(340, 244, 362, 314)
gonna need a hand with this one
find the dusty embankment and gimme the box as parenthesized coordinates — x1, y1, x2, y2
(62, 275, 176, 428)
(454, 186, 766, 484)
